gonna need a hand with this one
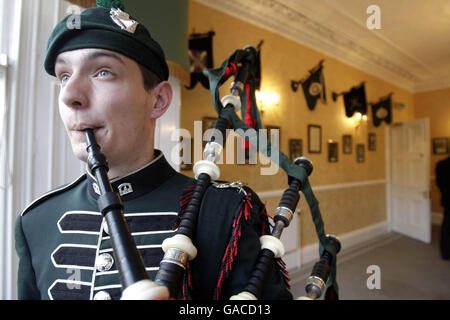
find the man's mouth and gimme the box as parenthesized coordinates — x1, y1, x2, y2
(71, 124, 103, 132)
(69, 125, 105, 142)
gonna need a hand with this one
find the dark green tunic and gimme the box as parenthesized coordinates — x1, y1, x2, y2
(15, 151, 292, 300)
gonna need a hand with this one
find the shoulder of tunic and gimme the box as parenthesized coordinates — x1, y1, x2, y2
(21, 174, 87, 217)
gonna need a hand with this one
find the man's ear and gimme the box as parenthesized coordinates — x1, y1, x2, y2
(150, 81, 172, 119)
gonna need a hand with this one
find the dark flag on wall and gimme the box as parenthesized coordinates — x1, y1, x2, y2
(340, 82, 367, 117)
(291, 60, 326, 111)
(371, 94, 392, 127)
(185, 31, 215, 90)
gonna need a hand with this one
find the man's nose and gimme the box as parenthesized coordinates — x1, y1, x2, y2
(59, 73, 89, 109)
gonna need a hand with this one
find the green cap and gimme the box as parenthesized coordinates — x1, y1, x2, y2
(44, 1, 169, 81)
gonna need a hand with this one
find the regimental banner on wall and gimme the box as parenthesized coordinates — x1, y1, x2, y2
(333, 82, 368, 117)
(371, 93, 393, 127)
(291, 60, 326, 111)
(343, 83, 367, 117)
(185, 31, 215, 90)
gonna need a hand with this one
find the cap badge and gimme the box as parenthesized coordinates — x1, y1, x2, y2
(110, 8, 138, 34)
(118, 183, 133, 196)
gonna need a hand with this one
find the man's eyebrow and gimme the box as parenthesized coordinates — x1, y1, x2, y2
(84, 51, 125, 64)
(55, 56, 67, 65)
(54, 51, 125, 69)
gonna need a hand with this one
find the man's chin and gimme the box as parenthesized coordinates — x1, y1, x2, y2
(72, 146, 88, 163)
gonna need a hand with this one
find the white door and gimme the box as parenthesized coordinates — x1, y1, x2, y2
(390, 118, 431, 243)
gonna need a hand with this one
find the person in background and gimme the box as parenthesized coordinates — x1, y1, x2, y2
(436, 155, 450, 260)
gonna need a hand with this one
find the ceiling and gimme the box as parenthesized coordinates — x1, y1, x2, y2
(195, 0, 450, 92)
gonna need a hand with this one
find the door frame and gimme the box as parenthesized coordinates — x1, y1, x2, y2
(386, 125, 393, 233)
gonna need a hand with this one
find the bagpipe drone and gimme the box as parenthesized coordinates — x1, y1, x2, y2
(84, 46, 341, 300)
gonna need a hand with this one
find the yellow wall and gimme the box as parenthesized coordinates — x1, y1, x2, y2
(181, 1, 418, 247)
(414, 87, 450, 214)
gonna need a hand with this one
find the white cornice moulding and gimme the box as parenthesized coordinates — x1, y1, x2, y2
(194, 0, 449, 93)
(414, 74, 450, 93)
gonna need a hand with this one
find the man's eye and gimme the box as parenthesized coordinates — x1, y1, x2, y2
(59, 74, 70, 84)
(97, 70, 112, 77)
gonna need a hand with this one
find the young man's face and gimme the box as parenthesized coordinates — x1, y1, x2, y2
(55, 48, 161, 173)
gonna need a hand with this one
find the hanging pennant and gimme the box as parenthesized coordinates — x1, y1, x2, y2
(185, 31, 215, 90)
(333, 82, 367, 117)
(291, 60, 326, 111)
(371, 93, 393, 127)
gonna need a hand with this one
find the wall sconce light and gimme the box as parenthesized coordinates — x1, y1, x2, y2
(353, 112, 368, 128)
(355, 112, 368, 121)
(256, 91, 279, 114)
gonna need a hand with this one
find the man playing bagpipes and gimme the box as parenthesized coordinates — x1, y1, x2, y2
(14, 0, 293, 300)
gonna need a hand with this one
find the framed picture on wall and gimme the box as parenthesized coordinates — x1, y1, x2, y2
(343, 135, 352, 154)
(308, 124, 322, 153)
(289, 139, 303, 162)
(328, 141, 338, 162)
(368, 133, 376, 151)
(433, 137, 449, 154)
(356, 144, 365, 163)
